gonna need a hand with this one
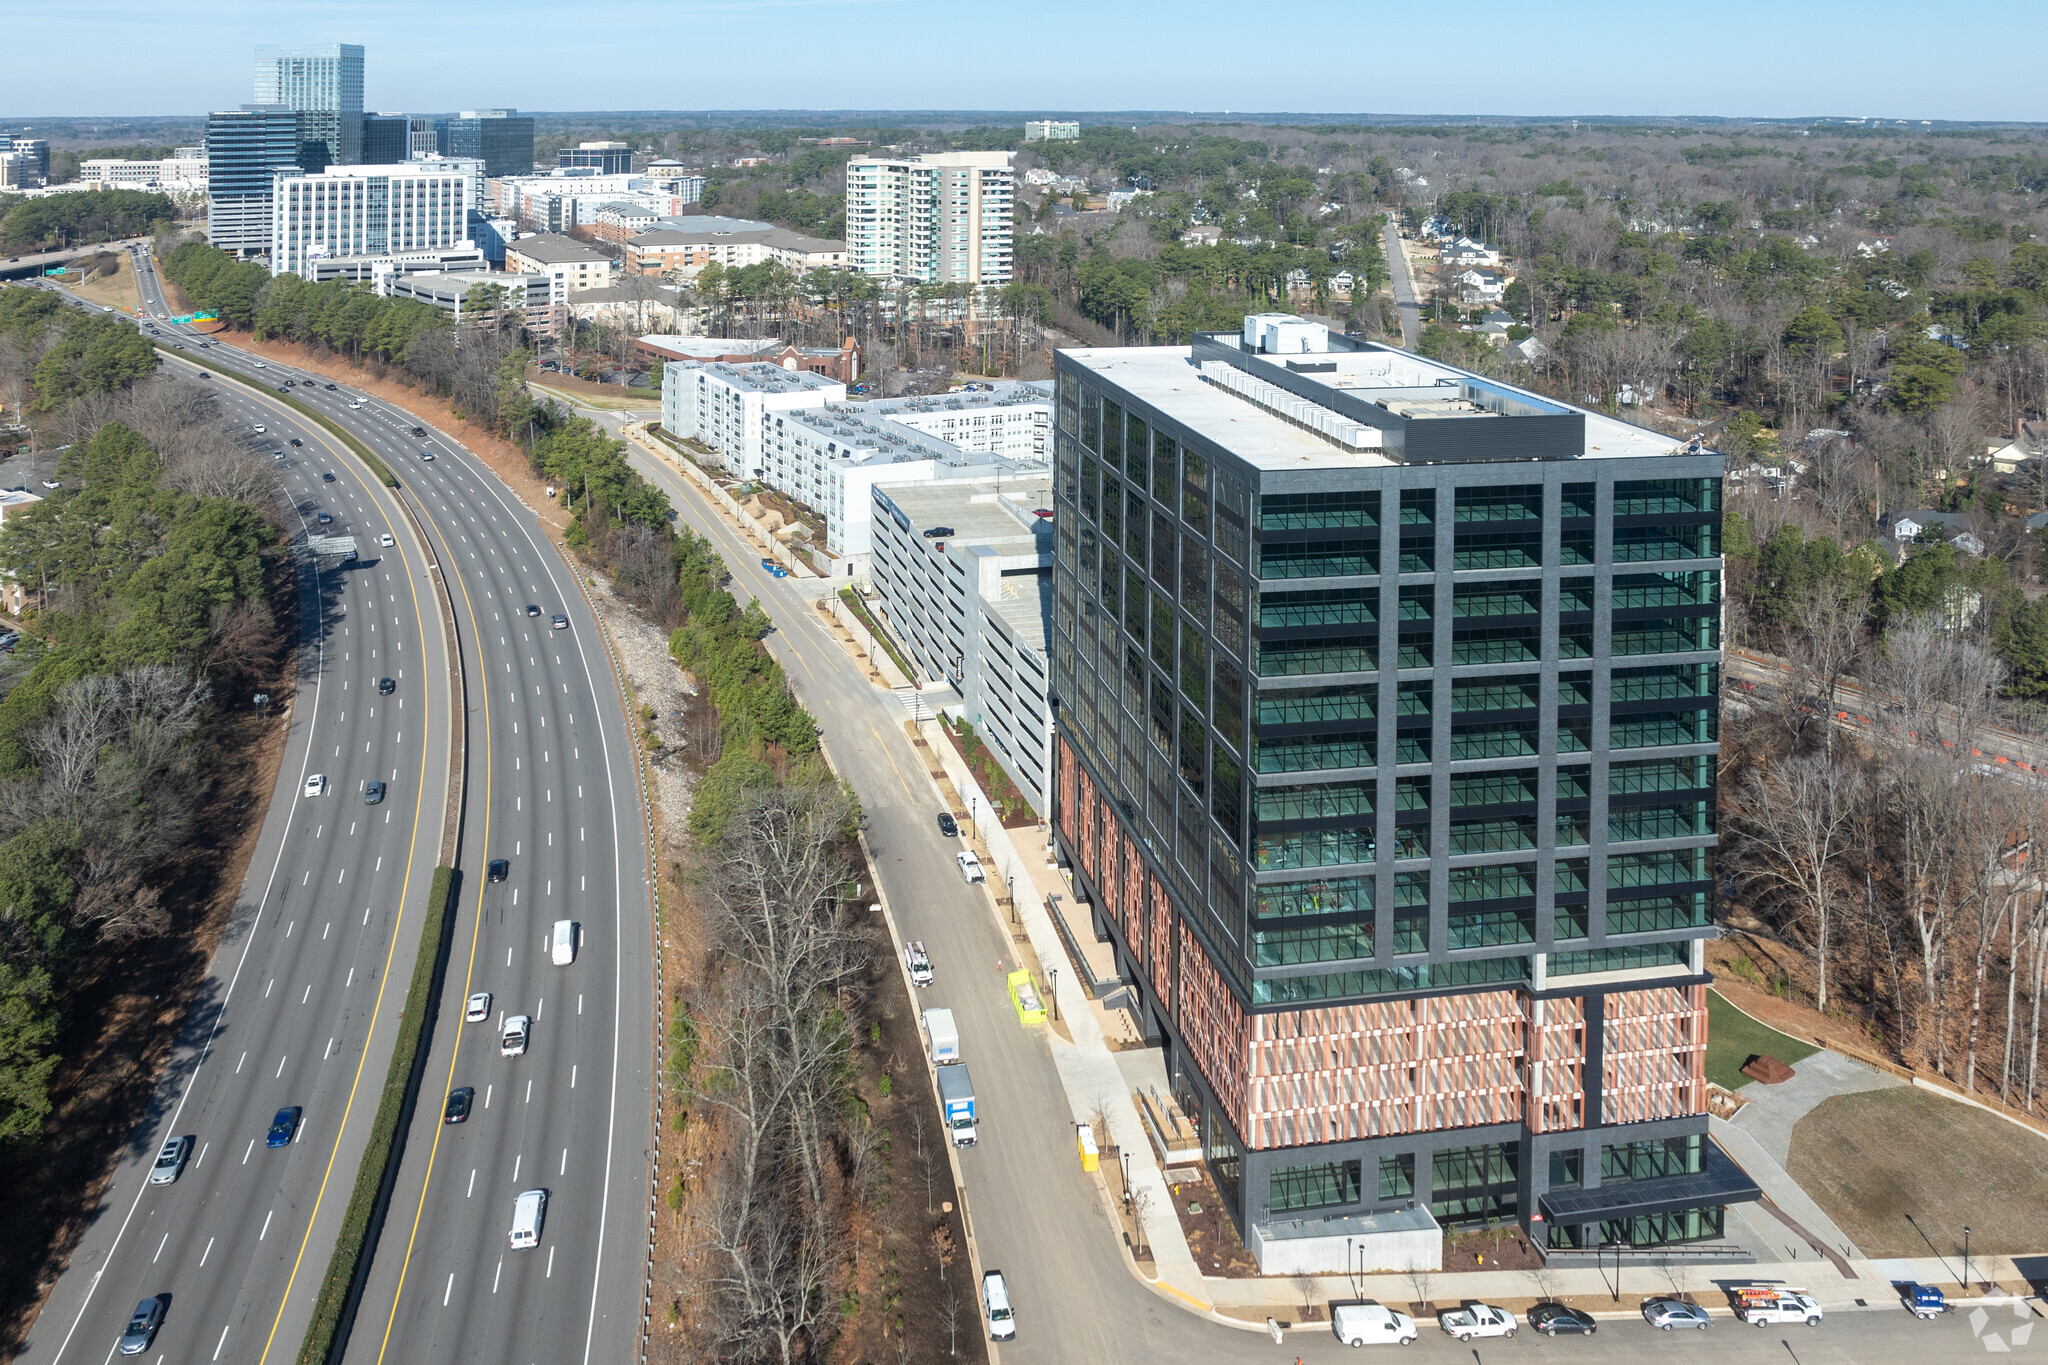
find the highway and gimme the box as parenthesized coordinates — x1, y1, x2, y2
(16, 281, 454, 1364)
(35, 255, 653, 1364)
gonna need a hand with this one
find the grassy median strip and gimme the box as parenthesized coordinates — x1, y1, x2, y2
(296, 864, 459, 1365)
(838, 585, 917, 683)
(151, 339, 399, 488)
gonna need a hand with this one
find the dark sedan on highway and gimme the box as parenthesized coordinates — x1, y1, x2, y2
(266, 1105, 303, 1148)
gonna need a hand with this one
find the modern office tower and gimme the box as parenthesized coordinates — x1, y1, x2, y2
(846, 151, 1014, 285)
(253, 44, 365, 168)
(435, 110, 537, 178)
(0, 137, 49, 182)
(270, 164, 471, 278)
(206, 105, 307, 254)
(557, 141, 633, 174)
(359, 113, 410, 164)
(1049, 317, 1742, 1270)
(408, 117, 440, 158)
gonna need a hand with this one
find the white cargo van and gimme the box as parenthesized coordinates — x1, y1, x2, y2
(1335, 1301, 1419, 1346)
(509, 1188, 547, 1249)
(552, 919, 578, 966)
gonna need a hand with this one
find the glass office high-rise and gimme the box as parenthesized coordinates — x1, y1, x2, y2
(253, 43, 364, 168)
(1049, 318, 1752, 1260)
(435, 110, 536, 179)
(205, 105, 305, 254)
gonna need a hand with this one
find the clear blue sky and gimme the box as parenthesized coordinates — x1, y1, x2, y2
(10, 0, 2044, 122)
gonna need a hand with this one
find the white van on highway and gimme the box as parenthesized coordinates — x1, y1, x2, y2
(509, 1188, 547, 1249)
(552, 919, 579, 966)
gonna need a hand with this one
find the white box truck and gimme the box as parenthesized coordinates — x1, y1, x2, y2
(937, 1063, 977, 1146)
(552, 919, 578, 966)
(922, 1007, 960, 1065)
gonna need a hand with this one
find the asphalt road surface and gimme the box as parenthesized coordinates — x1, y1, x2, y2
(42, 258, 653, 1365)
(621, 441, 2035, 1365)
(1382, 214, 1422, 351)
(16, 284, 454, 1365)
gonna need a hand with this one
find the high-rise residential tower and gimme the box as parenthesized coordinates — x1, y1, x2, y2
(253, 43, 364, 168)
(846, 151, 1013, 285)
(1049, 317, 1747, 1269)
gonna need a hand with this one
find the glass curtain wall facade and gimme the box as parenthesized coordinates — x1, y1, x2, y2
(252, 44, 364, 168)
(1050, 342, 1727, 1253)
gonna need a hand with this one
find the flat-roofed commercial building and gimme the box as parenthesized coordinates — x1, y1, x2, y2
(1049, 316, 1745, 1270)
(870, 478, 1055, 810)
(271, 163, 471, 278)
(504, 232, 613, 293)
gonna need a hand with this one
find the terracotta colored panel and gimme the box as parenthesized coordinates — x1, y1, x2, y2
(1176, 918, 1250, 1134)
(1601, 983, 1707, 1126)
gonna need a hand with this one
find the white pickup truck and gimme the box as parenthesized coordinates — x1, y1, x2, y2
(1734, 1287, 1822, 1327)
(1438, 1302, 1517, 1341)
(905, 941, 934, 987)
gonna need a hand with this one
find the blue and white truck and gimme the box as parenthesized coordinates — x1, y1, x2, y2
(938, 1062, 977, 1147)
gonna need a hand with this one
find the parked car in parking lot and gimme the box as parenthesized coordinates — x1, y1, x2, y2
(1529, 1302, 1597, 1336)
(1642, 1297, 1712, 1330)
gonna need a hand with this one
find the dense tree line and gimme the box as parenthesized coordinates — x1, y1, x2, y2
(0, 286, 157, 415)
(0, 416, 279, 1149)
(0, 189, 174, 253)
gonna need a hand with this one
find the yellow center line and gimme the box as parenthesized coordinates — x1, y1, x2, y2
(373, 491, 494, 1361)
(180, 365, 440, 1365)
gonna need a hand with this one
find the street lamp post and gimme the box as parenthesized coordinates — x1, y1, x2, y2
(1964, 1225, 1973, 1294)
(1121, 1150, 1131, 1211)
(1048, 966, 1058, 1022)
(1006, 874, 1016, 926)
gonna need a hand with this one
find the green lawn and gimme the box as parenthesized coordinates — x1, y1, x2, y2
(1706, 989, 1819, 1089)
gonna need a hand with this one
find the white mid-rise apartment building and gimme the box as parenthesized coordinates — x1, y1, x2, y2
(81, 157, 210, 191)
(271, 164, 471, 279)
(846, 151, 1013, 285)
(662, 362, 846, 479)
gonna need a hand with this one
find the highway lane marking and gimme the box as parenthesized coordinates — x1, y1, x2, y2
(512, 1154, 521, 1182)
(525, 1079, 532, 1103)
(213, 1324, 229, 1361)
(443, 1273, 454, 1307)
(547, 1247, 555, 1278)
(492, 1258, 502, 1294)
(276, 1055, 287, 1077)
(302, 984, 312, 1004)
(195, 1142, 207, 1167)
(467, 1168, 475, 1197)
(323, 922, 330, 939)
(242, 1140, 253, 1165)
(571, 1064, 577, 1088)
(152, 1233, 167, 1263)
(324, 1037, 335, 1060)
(200, 1235, 215, 1265)
(260, 1209, 273, 1240)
